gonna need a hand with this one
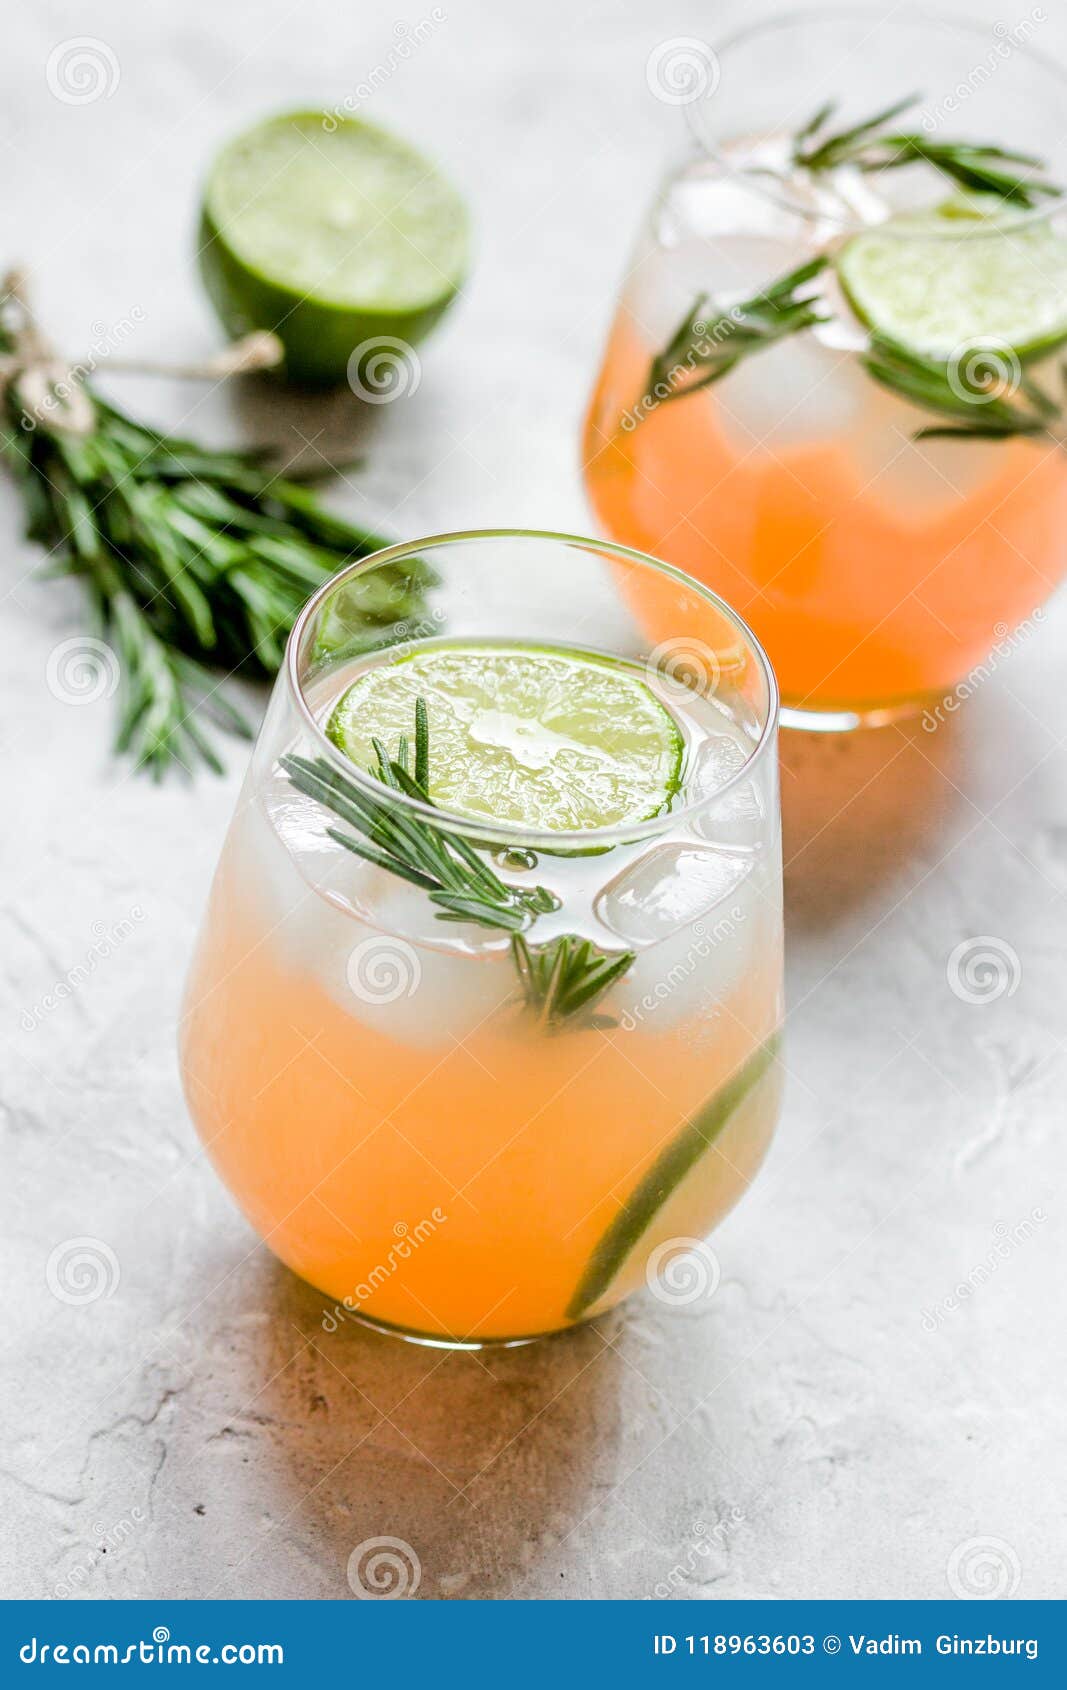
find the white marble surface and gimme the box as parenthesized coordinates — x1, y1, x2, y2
(2, 0, 1064, 1602)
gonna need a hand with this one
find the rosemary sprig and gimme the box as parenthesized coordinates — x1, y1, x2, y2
(0, 274, 431, 776)
(793, 95, 1060, 208)
(863, 333, 1063, 442)
(636, 246, 1067, 447)
(512, 933, 634, 1025)
(632, 257, 828, 420)
(282, 744, 551, 932)
(281, 704, 636, 1027)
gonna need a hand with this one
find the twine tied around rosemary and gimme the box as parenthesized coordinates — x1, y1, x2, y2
(0, 268, 415, 778)
(0, 267, 283, 438)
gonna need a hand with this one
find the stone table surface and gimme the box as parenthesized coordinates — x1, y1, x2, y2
(2, 0, 1064, 1602)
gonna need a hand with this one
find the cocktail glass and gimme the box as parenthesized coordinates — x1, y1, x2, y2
(179, 530, 783, 1346)
(583, 10, 1067, 729)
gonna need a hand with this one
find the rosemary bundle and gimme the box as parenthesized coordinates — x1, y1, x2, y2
(0, 272, 427, 777)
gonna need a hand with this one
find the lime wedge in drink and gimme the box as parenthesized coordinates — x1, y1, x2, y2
(326, 643, 685, 831)
(199, 111, 468, 386)
(566, 1032, 781, 1321)
(836, 197, 1067, 357)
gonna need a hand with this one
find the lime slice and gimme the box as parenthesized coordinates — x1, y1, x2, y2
(837, 197, 1067, 357)
(199, 111, 468, 387)
(326, 643, 685, 831)
(566, 1032, 781, 1321)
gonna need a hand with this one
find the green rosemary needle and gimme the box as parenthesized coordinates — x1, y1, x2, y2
(863, 333, 1063, 442)
(631, 257, 829, 422)
(636, 246, 1067, 447)
(281, 703, 636, 1027)
(793, 95, 1060, 208)
(0, 274, 432, 777)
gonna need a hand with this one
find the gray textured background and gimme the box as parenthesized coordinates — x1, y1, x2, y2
(2, 0, 1064, 1600)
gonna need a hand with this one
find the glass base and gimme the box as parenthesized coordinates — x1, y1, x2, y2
(780, 695, 932, 733)
(339, 1308, 589, 1351)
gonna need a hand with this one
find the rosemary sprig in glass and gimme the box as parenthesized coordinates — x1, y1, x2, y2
(630, 257, 828, 422)
(635, 249, 1067, 447)
(0, 273, 431, 777)
(511, 932, 634, 1025)
(281, 700, 636, 1027)
(862, 334, 1063, 442)
(793, 95, 1061, 208)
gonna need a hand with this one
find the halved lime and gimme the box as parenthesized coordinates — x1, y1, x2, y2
(836, 197, 1067, 357)
(326, 643, 685, 831)
(199, 111, 468, 386)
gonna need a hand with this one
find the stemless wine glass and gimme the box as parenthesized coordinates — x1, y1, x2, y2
(583, 10, 1067, 729)
(180, 530, 783, 1347)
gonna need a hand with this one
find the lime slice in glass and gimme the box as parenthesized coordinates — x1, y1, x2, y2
(566, 1032, 781, 1321)
(836, 197, 1067, 357)
(326, 643, 685, 831)
(199, 111, 468, 386)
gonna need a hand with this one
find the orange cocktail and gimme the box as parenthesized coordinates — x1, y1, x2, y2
(584, 14, 1067, 727)
(179, 532, 784, 1346)
(584, 311, 1067, 718)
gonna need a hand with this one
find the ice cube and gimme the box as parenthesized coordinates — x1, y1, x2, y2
(612, 871, 764, 1034)
(234, 777, 518, 1049)
(655, 144, 834, 251)
(628, 232, 816, 350)
(693, 729, 748, 788)
(323, 924, 518, 1051)
(715, 329, 867, 452)
(689, 732, 766, 850)
(595, 843, 752, 946)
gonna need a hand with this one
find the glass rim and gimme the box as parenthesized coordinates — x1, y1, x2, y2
(685, 4, 1067, 238)
(283, 527, 780, 851)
